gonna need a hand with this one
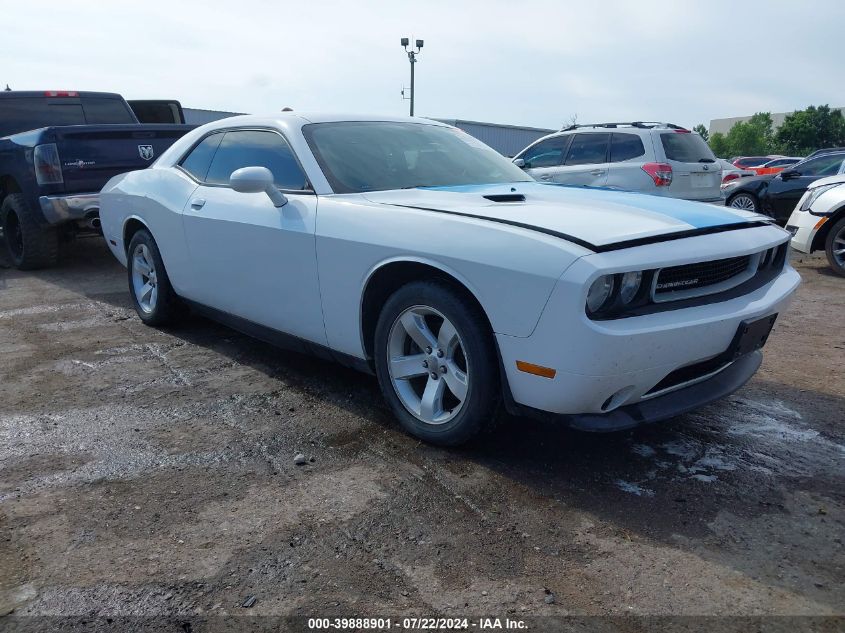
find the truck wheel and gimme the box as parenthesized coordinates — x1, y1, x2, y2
(374, 280, 500, 446)
(127, 229, 183, 326)
(824, 216, 845, 277)
(0, 194, 59, 269)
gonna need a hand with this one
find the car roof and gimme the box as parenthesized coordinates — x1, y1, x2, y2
(797, 150, 845, 164)
(205, 112, 448, 127)
(0, 90, 124, 99)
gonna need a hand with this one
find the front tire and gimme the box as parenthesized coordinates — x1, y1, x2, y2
(727, 192, 759, 213)
(127, 229, 182, 326)
(1, 194, 58, 270)
(374, 280, 500, 446)
(824, 216, 845, 277)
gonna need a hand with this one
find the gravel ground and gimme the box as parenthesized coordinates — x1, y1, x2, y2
(0, 238, 843, 630)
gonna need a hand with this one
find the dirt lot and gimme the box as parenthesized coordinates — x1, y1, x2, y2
(0, 238, 843, 630)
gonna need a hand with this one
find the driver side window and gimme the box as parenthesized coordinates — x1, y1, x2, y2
(521, 136, 569, 168)
(204, 129, 310, 191)
(797, 154, 843, 177)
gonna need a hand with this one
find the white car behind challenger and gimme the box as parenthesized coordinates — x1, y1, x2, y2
(99, 114, 800, 445)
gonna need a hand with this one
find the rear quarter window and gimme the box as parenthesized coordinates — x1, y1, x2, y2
(610, 133, 646, 162)
(180, 133, 224, 181)
(660, 132, 715, 163)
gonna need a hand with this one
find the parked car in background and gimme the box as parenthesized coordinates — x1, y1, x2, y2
(99, 113, 798, 446)
(0, 90, 194, 269)
(751, 157, 802, 176)
(722, 151, 845, 223)
(805, 147, 845, 159)
(512, 122, 721, 202)
(732, 156, 773, 169)
(719, 158, 755, 184)
(787, 173, 845, 276)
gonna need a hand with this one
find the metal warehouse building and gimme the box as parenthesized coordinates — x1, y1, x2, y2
(183, 108, 552, 157)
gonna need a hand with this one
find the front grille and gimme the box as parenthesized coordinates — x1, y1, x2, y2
(655, 255, 750, 296)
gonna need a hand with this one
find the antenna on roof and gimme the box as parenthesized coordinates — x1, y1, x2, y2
(281, 106, 293, 112)
(4, 84, 11, 92)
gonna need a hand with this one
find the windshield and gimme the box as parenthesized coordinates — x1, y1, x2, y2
(302, 121, 532, 193)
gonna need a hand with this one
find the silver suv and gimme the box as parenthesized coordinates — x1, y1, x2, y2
(512, 122, 721, 202)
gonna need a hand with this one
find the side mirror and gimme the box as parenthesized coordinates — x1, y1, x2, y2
(512, 158, 526, 169)
(780, 169, 800, 180)
(230, 166, 288, 207)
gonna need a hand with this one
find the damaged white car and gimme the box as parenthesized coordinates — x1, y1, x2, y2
(99, 114, 800, 445)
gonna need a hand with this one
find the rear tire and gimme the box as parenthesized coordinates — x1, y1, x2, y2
(1, 194, 59, 270)
(727, 192, 759, 213)
(374, 280, 500, 446)
(127, 229, 183, 326)
(824, 216, 845, 277)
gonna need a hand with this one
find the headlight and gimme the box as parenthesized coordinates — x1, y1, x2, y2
(586, 275, 615, 313)
(619, 271, 642, 304)
(800, 183, 841, 211)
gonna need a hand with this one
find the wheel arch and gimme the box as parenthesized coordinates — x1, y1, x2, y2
(0, 175, 22, 206)
(359, 258, 493, 363)
(811, 203, 845, 252)
(122, 215, 152, 254)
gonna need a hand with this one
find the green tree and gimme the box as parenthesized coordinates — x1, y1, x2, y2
(726, 112, 775, 156)
(693, 124, 709, 142)
(776, 105, 845, 155)
(708, 131, 730, 157)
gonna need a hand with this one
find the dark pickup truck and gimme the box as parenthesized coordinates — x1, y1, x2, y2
(0, 91, 194, 269)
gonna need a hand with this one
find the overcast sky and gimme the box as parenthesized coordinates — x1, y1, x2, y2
(3, 0, 842, 130)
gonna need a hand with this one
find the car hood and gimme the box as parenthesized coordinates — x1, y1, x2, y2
(808, 173, 845, 189)
(361, 182, 760, 250)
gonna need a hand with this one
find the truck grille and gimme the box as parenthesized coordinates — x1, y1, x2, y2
(654, 255, 751, 297)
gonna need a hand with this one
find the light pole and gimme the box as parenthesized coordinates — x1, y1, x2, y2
(400, 37, 423, 116)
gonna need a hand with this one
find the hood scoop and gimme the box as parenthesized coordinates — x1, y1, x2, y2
(483, 193, 525, 203)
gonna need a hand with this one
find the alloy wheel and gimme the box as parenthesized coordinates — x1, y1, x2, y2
(387, 305, 469, 425)
(131, 243, 158, 313)
(832, 224, 845, 269)
(729, 194, 757, 211)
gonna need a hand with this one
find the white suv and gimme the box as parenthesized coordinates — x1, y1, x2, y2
(512, 122, 721, 202)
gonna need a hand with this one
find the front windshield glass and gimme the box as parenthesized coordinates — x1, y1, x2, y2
(302, 121, 533, 193)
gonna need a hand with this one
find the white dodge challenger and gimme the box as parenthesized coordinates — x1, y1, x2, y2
(100, 114, 800, 445)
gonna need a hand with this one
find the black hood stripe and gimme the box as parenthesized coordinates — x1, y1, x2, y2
(389, 203, 770, 253)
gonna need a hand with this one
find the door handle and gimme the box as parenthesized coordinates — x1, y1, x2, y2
(590, 170, 606, 176)
(539, 174, 552, 181)
(190, 198, 206, 209)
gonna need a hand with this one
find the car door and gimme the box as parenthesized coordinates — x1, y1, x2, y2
(606, 132, 648, 191)
(515, 135, 570, 182)
(557, 133, 611, 187)
(180, 128, 327, 345)
(765, 154, 845, 221)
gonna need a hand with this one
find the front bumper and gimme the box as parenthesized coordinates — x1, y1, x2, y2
(496, 224, 800, 426)
(787, 207, 826, 254)
(39, 193, 100, 225)
(517, 351, 762, 432)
